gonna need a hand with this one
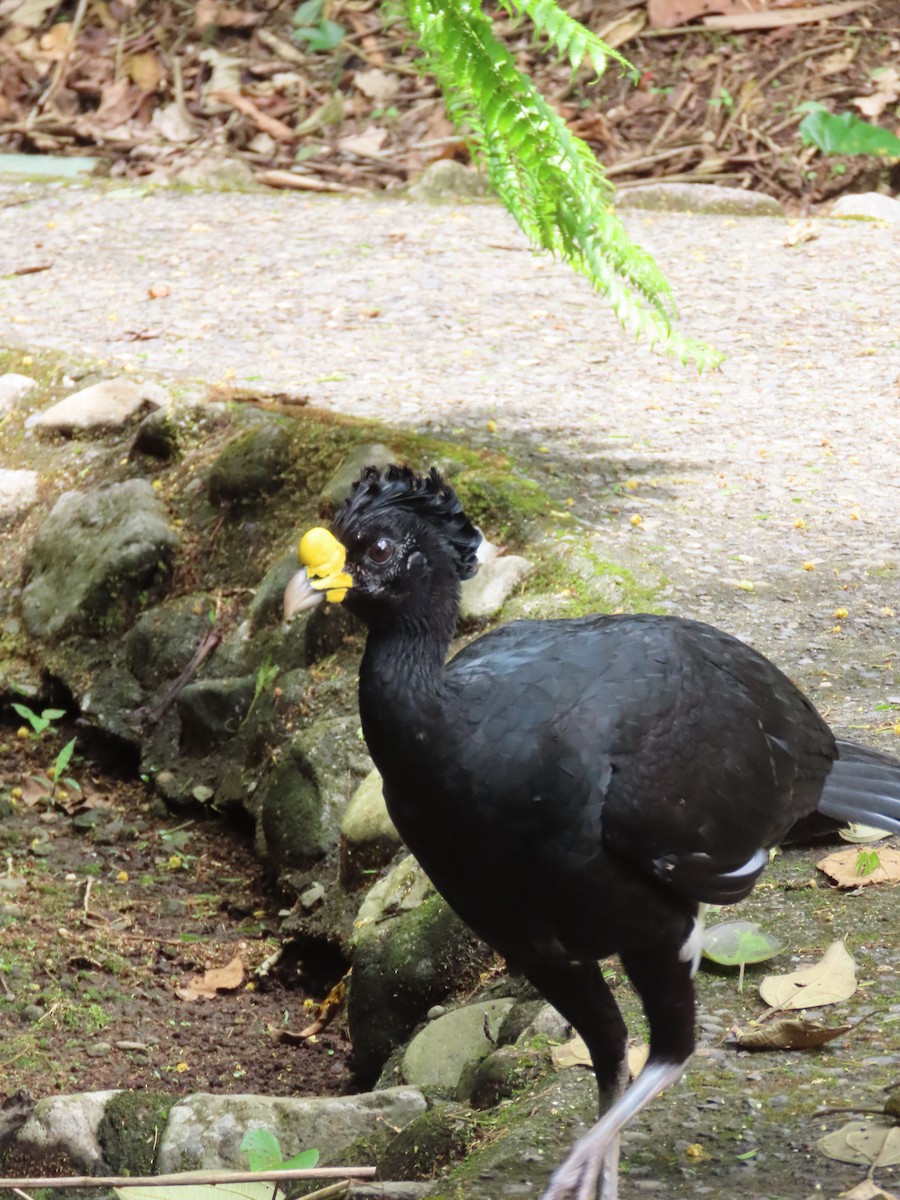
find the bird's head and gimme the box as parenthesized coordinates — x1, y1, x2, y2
(283, 465, 482, 624)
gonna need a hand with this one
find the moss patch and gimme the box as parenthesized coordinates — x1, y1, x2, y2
(97, 1092, 177, 1175)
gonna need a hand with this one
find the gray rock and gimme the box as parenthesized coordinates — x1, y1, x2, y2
(349, 860, 490, 1082)
(260, 714, 371, 869)
(174, 155, 257, 191)
(156, 1087, 427, 1173)
(340, 767, 401, 887)
(207, 419, 293, 505)
(15, 1091, 121, 1172)
(85, 1041, 113, 1058)
(407, 160, 493, 202)
(0, 372, 37, 413)
(21, 480, 180, 637)
(0, 468, 39, 519)
(515, 1002, 571, 1045)
(401, 1000, 515, 1095)
(319, 443, 397, 512)
(469, 1044, 547, 1108)
(27, 377, 166, 433)
(420, 1069, 598, 1198)
(460, 555, 531, 620)
(616, 183, 783, 217)
(128, 594, 216, 685)
(132, 407, 181, 459)
(830, 192, 900, 223)
(352, 854, 434, 945)
(177, 676, 256, 754)
(249, 551, 303, 632)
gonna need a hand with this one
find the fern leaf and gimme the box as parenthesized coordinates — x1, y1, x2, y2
(500, 0, 636, 80)
(405, 0, 722, 369)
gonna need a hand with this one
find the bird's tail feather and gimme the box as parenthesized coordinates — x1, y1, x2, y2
(816, 739, 900, 833)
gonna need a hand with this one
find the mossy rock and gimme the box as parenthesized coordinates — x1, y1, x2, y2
(207, 419, 294, 506)
(348, 890, 491, 1084)
(466, 1045, 548, 1109)
(376, 1103, 476, 1180)
(96, 1092, 176, 1175)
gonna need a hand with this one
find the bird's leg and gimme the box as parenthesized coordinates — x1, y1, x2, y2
(523, 961, 627, 1200)
(540, 946, 697, 1200)
(543, 1059, 687, 1200)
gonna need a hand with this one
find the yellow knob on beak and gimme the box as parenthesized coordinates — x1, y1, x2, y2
(298, 527, 352, 603)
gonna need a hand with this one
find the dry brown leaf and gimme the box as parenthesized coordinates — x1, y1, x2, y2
(759, 940, 857, 1010)
(840, 1180, 900, 1200)
(703, 0, 873, 29)
(195, 0, 265, 30)
(20, 776, 52, 806)
(175, 953, 245, 1001)
(647, 0, 794, 29)
(597, 7, 647, 47)
(731, 1016, 851, 1050)
(821, 1120, 900, 1172)
(353, 68, 400, 104)
(340, 126, 388, 157)
(94, 77, 144, 128)
(853, 67, 900, 119)
(817, 847, 900, 888)
(4, 0, 58, 30)
(126, 52, 163, 92)
(39, 21, 71, 55)
(551, 1033, 591, 1070)
(627, 1042, 649, 1075)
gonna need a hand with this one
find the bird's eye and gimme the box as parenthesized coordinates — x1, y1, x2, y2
(367, 537, 394, 565)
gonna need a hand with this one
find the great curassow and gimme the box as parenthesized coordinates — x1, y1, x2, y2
(283, 464, 900, 1200)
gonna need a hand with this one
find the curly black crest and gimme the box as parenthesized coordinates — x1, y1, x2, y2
(334, 465, 482, 581)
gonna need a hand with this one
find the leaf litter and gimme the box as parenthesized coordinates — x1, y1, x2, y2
(759, 939, 857, 1010)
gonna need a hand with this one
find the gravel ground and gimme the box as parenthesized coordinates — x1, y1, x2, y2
(1, 180, 898, 729)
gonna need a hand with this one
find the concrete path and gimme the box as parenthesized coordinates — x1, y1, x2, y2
(1, 181, 898, 728)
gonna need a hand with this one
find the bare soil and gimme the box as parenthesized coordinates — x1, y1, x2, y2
(0, 722, 353, 1102)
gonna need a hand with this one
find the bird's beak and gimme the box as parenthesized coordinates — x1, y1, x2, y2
(283, 527, 353, 619)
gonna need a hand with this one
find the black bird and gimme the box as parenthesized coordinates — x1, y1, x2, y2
(284, 464, 900, 1200)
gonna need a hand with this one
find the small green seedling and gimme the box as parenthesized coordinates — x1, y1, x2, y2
(247, 659, 280, 719)
(241, 1127, 320, 1172)
(12, 702, 66, 737)
(291, 0, 344, 51)
(29, 736, 82, 805)
(855, 848, 882, 877)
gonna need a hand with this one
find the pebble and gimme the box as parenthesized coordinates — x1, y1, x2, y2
(0, 372, 37, 413)
(84, 1042, 112, 1058)
(0, 468, 39, 518)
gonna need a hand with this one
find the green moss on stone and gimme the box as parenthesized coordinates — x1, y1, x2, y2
(96, 1091, 177, 1175)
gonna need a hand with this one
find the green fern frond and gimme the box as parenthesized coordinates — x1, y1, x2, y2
(405, 0, 722, 370)
(498, 0, 637, 81)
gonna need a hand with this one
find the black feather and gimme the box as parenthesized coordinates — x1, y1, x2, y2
(334, 465, 482, 581)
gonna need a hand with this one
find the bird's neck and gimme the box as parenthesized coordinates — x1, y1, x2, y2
(357, 603, 456, 765)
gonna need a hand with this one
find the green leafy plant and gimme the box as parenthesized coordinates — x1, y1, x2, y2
(160, 825, 197, 870)
(702, 919, 786, 991)
(28, 736, 82, 805)
(11, 702, 66, 737)
(402, 0, 721, 369)
(855, 848, 882, 877)
(292, 0, 345, 51)
(247, 658, 280, 719)
(240, 1127, 320, 1172)
(798, 102, 900, 158)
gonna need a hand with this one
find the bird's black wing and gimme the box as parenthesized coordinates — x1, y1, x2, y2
(448, 613, 837, 907)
